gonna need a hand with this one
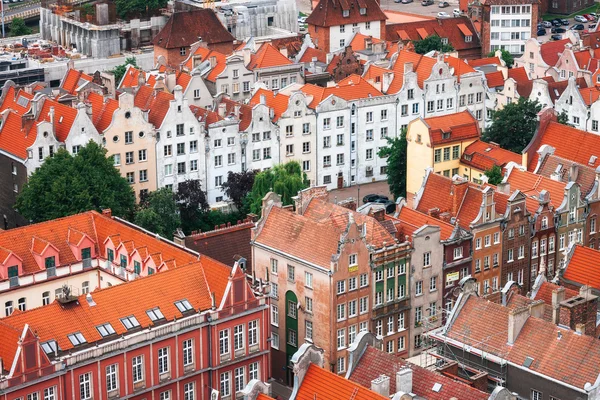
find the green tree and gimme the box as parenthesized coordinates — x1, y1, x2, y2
(175, 180, 209, 234)
(413, 35, 454, 55)
(221, 170, 256, 212)
(484, 165, 503, 185)
(15, 141, 135, 223)
(115, 0, 168, 19)
(378, 129, 407, 199)
(488, 49, 514, 68)
(10, 18, 32, 37)
(249, 161, 308, 214)
(134, 188, 180, 238)
(483, 98, 542, 153)
(111, 57, 138, 87)
(557, 110, 574, 127)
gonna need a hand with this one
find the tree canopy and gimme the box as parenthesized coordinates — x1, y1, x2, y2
(221, 170, 256, 212)
(111, 57, 137, 87)
(15, 141, 135, 223)
(482, 98, 542, 153)
(413, 35, 454, 55)
(488, 49, 514, 68)
(175, 180, 209, 234)
(115, 0, 168, 19)
(249, 162, 308, 214)
(134, 188, 180, 238)
(557, 110, 573, 127)
(378, 129, 407, 200)
(484, 165, 503, 185)
(10, 18, 32, 37)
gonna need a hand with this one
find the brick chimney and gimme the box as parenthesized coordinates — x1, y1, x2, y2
(102, 209, 112, 217)
(552, 287, 566, 325)
(428, 208, 440, 219)
(507, 305, 530, 344)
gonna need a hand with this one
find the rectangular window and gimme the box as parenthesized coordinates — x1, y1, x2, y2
(158, 347, 169, 374)
(132, 355, 143, 383)
(182, 339, 194, 366)
(220, 372, 231, 397)
(79, 373, 91, 400)
(249, 362, 259, 381)
(234, 324, 245, 351)
(125, 131, 133, 144)
(305, 271, 313, 288)
(219, 329, 230, 355)
(416, 281, 423, 296)
(106, 364, 118, 392)
(235, 367, 245, 392)
(43, 387, 56, 400)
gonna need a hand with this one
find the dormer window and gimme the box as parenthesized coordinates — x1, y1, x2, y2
(107, 248, 114, 262)
(41, 340, 59, 355)
(146, 307, 165, 321)
(121, 316, 141, 330)
(442, 132, 451, 140)
(343, 9, 349, 17)
(465, 35, 472, 42)
(359, 7, 366, 15)
(81, 247, 91, 260)
(45, 256, 55, 269)
(441, 38, 449, 44)
(175, 299, 193, 313)
(67, 332, 87, 346)
(96, 323, 116, 337)
(134, 261, 141, 275)
(120, 254, 127, 269)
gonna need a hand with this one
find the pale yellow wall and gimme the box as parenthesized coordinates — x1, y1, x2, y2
(406, 119, 433, 197)
(459, 163, 486, 184)
(433, 139, 477, 178)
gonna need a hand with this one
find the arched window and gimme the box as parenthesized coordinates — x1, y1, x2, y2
(82, 281, 90, 294)
(4, 301, 13, 317)
(17, 297, 26, 312)
(42, 291, 50, 306)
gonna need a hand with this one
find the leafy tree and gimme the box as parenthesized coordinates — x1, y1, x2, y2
(413, 35, 454, 55)
(134, 188, 180, 238)
(484, 165, 503, 185)
(111, 57, 138, 87)
(557, 110, 574, 127)
(80, 3, 95, 17)
(378, 129, 407, 200)
(221, 170, 256, 211)
(115, 0, 168, 19)
(175, 180, 209, 234)
(249, 161, 308, 214)
(483, 98, 542, 153)
(10, 18, 32, 37)
(488, 49, 514, 68)
(15, 141, 135, 223)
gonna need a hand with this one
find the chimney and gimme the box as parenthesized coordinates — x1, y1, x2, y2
(218, 103, 227, 118)
(579, 284, 593, 299)
(48, 106, 55, 124)
(279, 46, 288, 58)
(86, 293, 96, 306)
(102, 208, 112, 217)
(370, 375, 390, 397)
(576, 323, 585, 335)
(243, 47, 251, 66)
(569, 164, 579, 182)
(137, 70, 145, 88)
(428, 208, 440, 219)
(396, 367, 413, 394)
(552, 287, 566, 325)
(507, 305, 530, 344)
(497, 182, 510, 195)
(404, 62, 413, 74)
(451, 179, 468, 215)
(210, 56, 217, 68)
(528, 300, 545, 319)
(260, 94, 266, 105)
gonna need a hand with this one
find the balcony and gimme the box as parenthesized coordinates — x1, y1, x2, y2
(82, 258, 93, 269)
(9, 276, 19, 288)
(47, 266, 56, 277)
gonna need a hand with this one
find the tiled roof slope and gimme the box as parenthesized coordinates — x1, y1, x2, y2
(219, 98, 253, 131)
(298, 47, 327, 63)
(152, 9, 235, 49)
(0, 110, 36, 159)
(247, 43, 293, 70)
(541, 39, 571, 66)
(133, 85, 174, 128)
(297, 363, 387, 400)
(505, 167, 566, 207)
(61, 68, 93, 95)
(349, 346, 488, 400)
(0, 85, 32, 114)
(249, 88, 290, 122)
(0, 211, 198, 277)
(447, 295, 600, 390)
(423, 110, 480, 146)
(183, 47, 227, 82)
(485, 71, 505, 88)
(468, 56, 502, 67)
(306, 0, 387, 27)
(536, 154, 597, 196)
(0, 255, 229, 367)
(532, 281, 578, 321)
(189, 105, 223, 129)
(564, 245, 600, 289)
(461, 140, 521, 172)
(87, 92, 119, 133)
(300, 75, 382, 108)
(528, 121, 600, 171)
(256, 394, 275, 400)
(389, 206, 454, 240)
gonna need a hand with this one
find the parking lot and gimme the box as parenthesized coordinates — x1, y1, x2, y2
(297, 0, 461, 18)
(536, 14, 598, 43)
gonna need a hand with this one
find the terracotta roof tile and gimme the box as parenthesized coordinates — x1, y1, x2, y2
(152, 9, 235, 49)
(298, 47, 328, 64)
(119, 65, 145, 89)
(532, 281, 578, 320)
(300, 75, 382, 108)
(35, 97, 78, 143)
(469, 56, 502, 67)
(61, 68, 93, 95)
(564, 245, 600, 290)
(183, 47, 227, 82)
(134, 86, 174, 128)
(540, 39, 571, 66)
(189, 105, 223, 129)
(579, 85, 600, 106)
(0, 109, 36, 159)
(297, 363, 387, 400)
(249, 88, 289, 122)
(423, 110, 479, 146)
(256, 394, 275, 400)
(219, 98, 253, 131)
(415, 173, 455, 215)
(505, 167, 566, 208)
(547, 78, 587, 103)
(247, 43, 293, 70)
(87, 92, 118, 133)
(176, 71, 192, 91)
(391, 206, 454, 240)
(536, 154, 597, 196)
(461, 140, 521, 172)
(306, 0, 387, 28)
(325, 54, 341, 74)
(0, 86, 31, 114)
(349, 33, 384, 52)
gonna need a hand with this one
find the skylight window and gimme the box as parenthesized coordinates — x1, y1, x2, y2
(432, 383, 442, 392)
(121, 316, 141, 330)
(96, 323, 116, 337)
(67, 332, 87, 346)
(146, 307, 165, 321)
(41, 340, 59, 355)
(174, 299, 193, 313)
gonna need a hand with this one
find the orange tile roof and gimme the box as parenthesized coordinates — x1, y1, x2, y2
(134, 85, 174, 128)
(529, 121, 600, 171)
(0, 109, 36, 159)
(446, 294, 600, 390)
(456, 23, 472, 36)
(219, 98, 253, 131)
(249, 88, 289, 122)
(300, 75, 382, 108)
(349, 33, 385, 52)
(183, 47, 227, 82)
(388, 51, 435, 92)
(189, 105, 223, 129)
(415, 173, 455, 215)
(443, 54, 476, 77)
(564, 245, 600, 290)
(423, 110, 480, 146)
(505, 167, 566, 207)
(540, 39, 571, 66)
(469, 56, 502, 68)
(247, 43, 292, 70)
(580, 85, 600, 106)
(87, 92, 119, 133)
(256, 394, 275, 400)
(61, 68, 93, 95)
(297, 363, 387, 400)
(176, 71, 192, 91)
(298, 47, 327, 64)
(325, 54, 341, 74)
(461, 140, 521, 172)
(532, 281, 578, 321)
(0, 85, 32, 115)
(391, 206, 454, 240)
(536, 154, 597, 196)
(119, 65, 145, 89)
(0, 255, 230, 368)
(35, 97, 78, 143)
(306, 0, 387, 27)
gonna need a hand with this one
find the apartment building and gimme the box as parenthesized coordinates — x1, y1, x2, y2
(247, 43, 304, 92)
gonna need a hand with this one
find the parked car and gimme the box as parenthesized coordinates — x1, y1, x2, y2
(297, 16, 307, 23)
(439, 1, 449, 7)
(421, 0, 434, 5)
(551, 19, 562, 27)
(571, 23, 585, 30)
(437, 11, 450, 17)
(551, 27, 566, 33)
(561, 19, 570, 25)
(537, 28, 547, 35)
(363, 194, 389, 204)
(584, 14, 596, 21)
(575, 15, 588, 22)
(382, 200, 396, 214)
(589, 23, 597, 29)
(550, 34, 563, 40)
(402, 0, 414, 4)
(543, 21, 552, 28)
(453, 8, 461, 16)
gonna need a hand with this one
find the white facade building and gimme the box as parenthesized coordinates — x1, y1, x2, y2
(489, 4, 533, 55)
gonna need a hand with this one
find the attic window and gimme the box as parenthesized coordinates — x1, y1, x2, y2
(174, 299, 193, 312)
(121, 315, 141, 330)
(442, 132, 451, 139)
(343, 9, 349, 17)
(59, 116, 63, 123)
(67, 332, 87, 346)
(441, 38, 449, 45)
(465, 35, 472, 42)
(359, 7, 366, 15)
(146, 307, 165, 321)
(41, 340, 59, 355)
(96, 323, 116, 337)
(523, 356, 534, 368)
(589, 155, 597, 165)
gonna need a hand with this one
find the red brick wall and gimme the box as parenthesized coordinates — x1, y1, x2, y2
(308, 25, 331, 53)
(154, 41, 234, 67)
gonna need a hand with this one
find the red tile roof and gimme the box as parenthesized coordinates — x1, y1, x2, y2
(391, 205, 454, 240)
(528, 121, 600, 171)
(547, 78, 587, 103)
(299, 47, 328, 64)
(119, 65, 145, 89)
(461, 140, 521, 172)
(505, 167, 566, 207)
(300, 75, 382, 108)
(580, 85, 600, 106)
(540, 39, 571, 66)
(415, 172, 455, 215)
(87, 92, 119, 133)
(247, 43, 293, 70)
(152, 9, 235, 49)
(564, 245, 600, 290)
(469, 56, 502, 67)
(532, 281, 579, 321)
(0, 110, 36, 159)
(176, 71, 192, 91)
(423, 110, 480, 146)
(219, 98, 253, 131)
(349, 346, 488, 400)
(256, 394, 275, 400)
(536, 154, 597, 196)
(297, 363, 387, 400)
(0, 86, 32, 115)
(249, 88, 289, 122)
(134, 85, 174, 128)
(349, 32, 385, 52)
(61, 68, 93, 95)
(306, 0, 387, 27)
(0, 255, 230, 369)
(36, 97, 78, 143)
(446, 294, 600, 390)
(189, 105, 223, 129)
(183, 47, 227, 82)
